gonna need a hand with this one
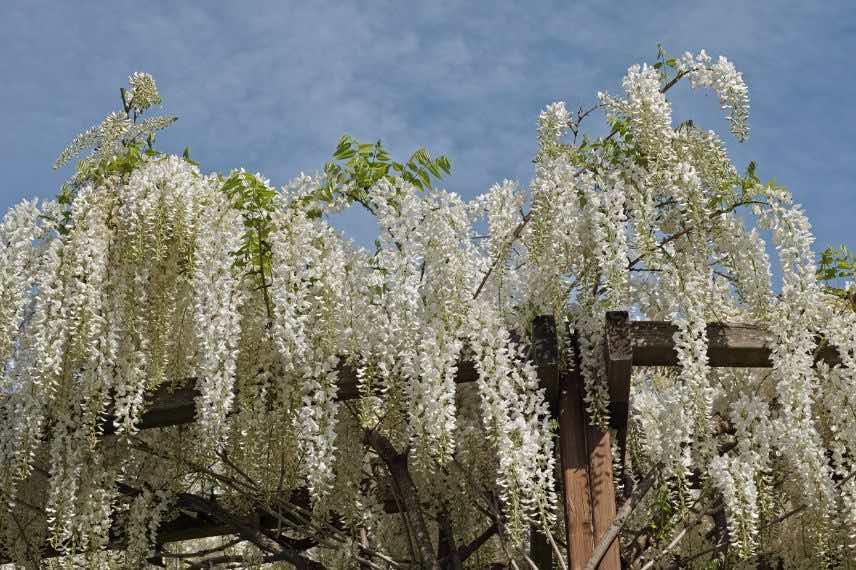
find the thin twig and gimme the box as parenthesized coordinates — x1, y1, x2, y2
(639, 528, 687, 570)
(660, 69, 691, 95)
(546, 527, 569, 570)
(473, 211, 531, 299)
(626, 200, 769, 270)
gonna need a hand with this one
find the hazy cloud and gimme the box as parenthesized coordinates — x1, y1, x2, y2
(1, 0, 853, 250)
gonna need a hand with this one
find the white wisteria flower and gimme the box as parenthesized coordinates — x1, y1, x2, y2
(1, 53, 853, 569)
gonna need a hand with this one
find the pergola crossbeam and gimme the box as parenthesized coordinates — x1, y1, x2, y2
(22, 314, 843, 568)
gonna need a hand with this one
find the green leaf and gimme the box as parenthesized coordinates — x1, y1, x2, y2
(424, 160, 441, 178)
(416, 168, 431, 188)
(320, 135, 452, 210)
(437, 156, 451, 174)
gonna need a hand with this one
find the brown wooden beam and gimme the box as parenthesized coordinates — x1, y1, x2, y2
(112, 362, 477, 433)
(125, 339, 559, 433)
(142, 320, 831, 433)
(629, 321, 840, 368)
(604, 311, 632, 436)
(604, 312, 632, 412)
(124, 319, 843, 434)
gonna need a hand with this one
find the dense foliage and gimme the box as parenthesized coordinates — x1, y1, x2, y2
(0, 50, 854, 569)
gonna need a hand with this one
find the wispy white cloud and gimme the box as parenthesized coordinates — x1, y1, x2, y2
(1, 0, 853, 249)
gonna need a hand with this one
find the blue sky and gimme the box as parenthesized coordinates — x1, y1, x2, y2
(1, 1, 854, 253)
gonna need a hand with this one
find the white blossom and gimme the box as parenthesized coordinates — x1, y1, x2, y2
(2, 54, 853, 566)
(126, 72, 162, 112)
(192, 193, 244, 447)
(679, 50, 751, 141)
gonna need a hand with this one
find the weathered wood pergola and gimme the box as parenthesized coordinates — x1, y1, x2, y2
(523, 311, 840, 570)
(15, 311, 842, 568)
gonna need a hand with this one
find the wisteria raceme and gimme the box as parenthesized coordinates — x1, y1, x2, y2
(712, 214, 773, 318)
(52, 119, 110, 170)
(712, 393, 776, 557)
(125, 487, 171, 565)
(123, 115, 178, 145)
(192, 193, 244, 447)
(0, 200, 42, 378)
(126, 72, 162, 112)
(536, 101, 571, 157)
(42, 187, 115, 551)
(599, 172, 629, 307)
(53, 111, 132, 170)
(467, 302, 557, 542)
(393, 184, 474, 465)
(679, 50, 751, 141)
(2, 237, 66, 486)
(110, 156, 205, 433)
(710, 453, 760, 557)
(759, 186, 835, 508)
(600, 63, 674, 159)
(270, 205, 346, 499)
(1, 50, 854, 568)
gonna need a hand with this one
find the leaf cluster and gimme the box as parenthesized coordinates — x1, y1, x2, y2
(76, 141, 160, 185)
(818, 245, 856, 310)
(653, 43, 679, 73)
(220, 171, 278, 318)
(319, 135, 451, 213)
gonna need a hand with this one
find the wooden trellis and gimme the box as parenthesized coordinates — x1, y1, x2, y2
(11, 312, 843, 568)
(555, 311, 840, 570)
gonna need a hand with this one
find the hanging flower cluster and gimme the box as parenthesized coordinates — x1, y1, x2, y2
(0, 49, 853, 568)
(679, 50, 751, 141)
(125, 73, 163, 113)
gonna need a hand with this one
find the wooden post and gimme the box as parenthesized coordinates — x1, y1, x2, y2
(530, 316, 559, 569)
(581, 311, 633, 569)
(604, 312, 632, 428)
(604, 311, 633, 477)
(561, 314, 629, 570)
(586, 425, 620, 569)
(565, 312, 630, 570)
(559, 331, 595, 569)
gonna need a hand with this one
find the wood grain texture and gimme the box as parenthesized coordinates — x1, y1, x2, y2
(559, 332, 595, 570)
(586, 425, 620, 570)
